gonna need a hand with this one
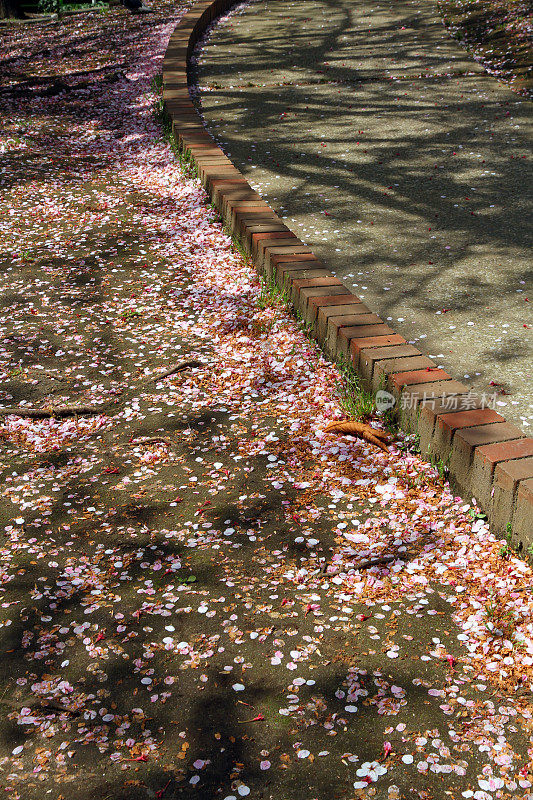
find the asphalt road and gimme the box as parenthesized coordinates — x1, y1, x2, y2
(194, 0, 533, 431)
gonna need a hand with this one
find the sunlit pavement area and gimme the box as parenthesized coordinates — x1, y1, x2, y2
(194, 0, 532, 431)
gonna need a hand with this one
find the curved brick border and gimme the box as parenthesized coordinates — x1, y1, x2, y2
(162, 0, 533, 547)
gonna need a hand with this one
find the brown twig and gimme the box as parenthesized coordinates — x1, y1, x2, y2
(130, 436, 171, 446)
(0, 697, 80, 716)
(151, 360, 201, 382)
(1, 405, 106, 419)
(321, 554, 399, 575)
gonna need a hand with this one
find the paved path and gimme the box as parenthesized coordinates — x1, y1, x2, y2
(1, 4, 533, 800)
(194, 0, 533, 431)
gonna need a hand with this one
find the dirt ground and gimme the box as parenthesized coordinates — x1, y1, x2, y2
(0, 3, 533, 800)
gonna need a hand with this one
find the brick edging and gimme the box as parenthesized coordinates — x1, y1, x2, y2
(162, 0, 533, 549)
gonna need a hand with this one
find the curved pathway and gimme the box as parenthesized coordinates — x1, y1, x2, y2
(1, 4, 533, 799)
(194, 0, 533, 431)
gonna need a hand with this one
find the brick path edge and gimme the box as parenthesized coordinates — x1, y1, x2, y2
(162, 0, 533, 549)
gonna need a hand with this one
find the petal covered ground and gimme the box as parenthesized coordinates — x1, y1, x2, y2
(0, 3, 533, 800)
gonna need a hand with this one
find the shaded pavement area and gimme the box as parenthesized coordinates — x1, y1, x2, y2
(194, 0, 532, 431)
(1, 3, 533, 800)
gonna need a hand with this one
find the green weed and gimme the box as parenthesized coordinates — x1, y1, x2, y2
(293, 309, 314, 338)
(257, 274, 288, 310)
(8, 367, 23, 379)
(151, 80, 197, 179)
(226, 231, 251, 265)
(500, 523, 513, 558)
(428, 452, 450, 483)
(335, 357, 375, 421)
(398, 432, 421, 455)
(151, 73, 163, 92)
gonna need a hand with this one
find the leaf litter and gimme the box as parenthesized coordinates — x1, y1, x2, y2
(0, 2, 532, 800)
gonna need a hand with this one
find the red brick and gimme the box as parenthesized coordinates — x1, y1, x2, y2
(255, 236, 301, 262)
(437, 408, 505, 434)
(374, 356, 435, 389)
(513, 478, 533, 545)
(210, 178, 249, 190)
(264, 248, 314, 275)
(494, 457, 533, 492)
(239, 218, 282, 236)
(337, 321, 394, 337)
(195, 156, 233, 167)
(291, 276, 344, 290)
(389, 368, 451, 390)
(244, 222, 287, 235)
(316, 303, 368, 342)
(296, 286, 351, 315)
(165, 99, 196, 111)
(326, 308, 372, 330)
(238, 214, 280, 226)
(218, 188, 263, 215)
(350, 334, 407, 359)
(228, 202, 272, 225)
(475, 437, 533, 471)
(279, 268, 335, 286)
(339, 313, 382, 331)
(177, 129, 212, 144)
(162, 87, 192, 101)
(449, 424, 524, 504)
(418, 402, 497, 463)
(317, 302, 366, 324)
(270, 254, 319, 266)
(358, 345, 422, 381)
(400, 381, 472, 406)
(169, 108, 199, 122)
(275, 261, 327, 276)
(184, 145, 226, 157)
(517, 477, 533, 504)
(362, 344, 421, 359)
(455, 423, 523, 450)
(251, 230, 295, 242)
(396, 381, 474, 432)
(469, 434, 530, 510)
(229, 207, 276, 235)
(491, 458, 533, 538)
(204, 169, 244, 190)
(306, 294, 364, 324)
